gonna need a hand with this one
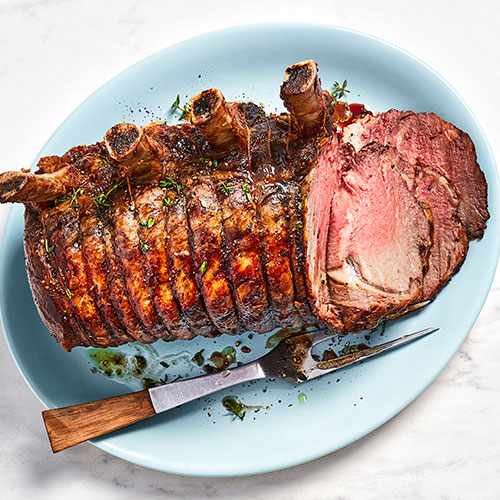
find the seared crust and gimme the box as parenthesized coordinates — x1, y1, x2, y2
(213, 171, 274, 332)
(135, 186, 193, 340)
(24, 207, 83, 351)
(79, 199, 131, 345)
(184, 176, 240, 334)
(163, 190, 215, 337)
(43, 205, 110, 346)
(109, 190, 172, 340)
(256, 181, 303, 328)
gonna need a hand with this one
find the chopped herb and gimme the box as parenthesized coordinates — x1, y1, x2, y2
(199, 158, 218, 168)
(200, 260, 208, 275)
(139, 219, 147, 227)
(65, 289, 72, 299)
(94, 180, 124, 211)
(298, 392, 307, 405)
(53, 195, 67, 206)
(191, 349, 205, 366)
(218, 181, 233, 196)
(163, 197, 173, 206)
(69, 188, 82, 206)
(209, 346, 236, 370)
(242, 183, 252, 202)
(140, 241, 149, 252)
(296, 222, 303, 229)
(331, 79, 350, 102)
(159, 177, 183, 193)
(170, 95, 191, 121)
(44, 239, 55, 254)
(101, 158, 109, 167)
(147, 217, 155, 228)
(222, 396, 262, 421)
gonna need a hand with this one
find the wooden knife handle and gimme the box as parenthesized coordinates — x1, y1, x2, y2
(42, 390, 155, 453)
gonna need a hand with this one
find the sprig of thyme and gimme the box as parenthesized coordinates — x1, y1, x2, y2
(170, 95, 191, 121)
(159, 177, 183, 194)
(331, 79, 350, 102)
(94, 180, 124, 211)
(218, 181, 233, 196)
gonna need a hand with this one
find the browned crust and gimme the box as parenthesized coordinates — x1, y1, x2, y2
(135, 186, 194, 340)
(184, 176, 240, 334)
(163, 192, 216, 337)
(108, 190, 172, 341)
(24, 207, 83, 351)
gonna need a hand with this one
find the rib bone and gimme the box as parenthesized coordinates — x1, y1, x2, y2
(189, 89, 248, 150)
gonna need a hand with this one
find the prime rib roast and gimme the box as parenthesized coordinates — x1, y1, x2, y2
(0, 61, 488, 351)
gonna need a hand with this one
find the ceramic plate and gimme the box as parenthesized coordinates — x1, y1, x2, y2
(0, 24, 498, 477)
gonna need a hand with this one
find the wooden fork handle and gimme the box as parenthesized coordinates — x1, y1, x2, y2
(42, 390, 155, 453)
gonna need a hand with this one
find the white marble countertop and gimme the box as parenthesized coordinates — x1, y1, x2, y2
(1, 1, 499, 498)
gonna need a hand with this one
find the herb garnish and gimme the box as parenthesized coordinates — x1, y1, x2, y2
(331, 79, 350, 102)
(65, 288, 72, 299)
(140, 241, 149, 253)
(208, 346, 236, 371)
(163, 197, 173, 206)
(222, 396, 262, 421)
(147, 217, 155, 228)
(159, 177, 183, 194)
(69, 188, 82, 207)
(191, 349, 205, 367)
(170, 95, 191, 121)
(94, 180, 124, 211)
(200, 260, 208, 275)
(242, 183, 252, 202)
(218, 181, 233, 196)
(44, 238, 55, 254)
(53, 195, 67, 206)
(199, 158, 218, 168)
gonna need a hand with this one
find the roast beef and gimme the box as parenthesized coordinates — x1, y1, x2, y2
(0, 60, 488, 350)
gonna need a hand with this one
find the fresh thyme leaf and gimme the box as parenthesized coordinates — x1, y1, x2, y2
(159, 177, 183, 193)
(65, 289, 72, 299)
(242, 183, 252, 202)
(218, 181, 233, 196)
(331, 79, 350, 102)
(147, 217, 155, 228)
(94, 180, 124, 211)
(199, 158, 218, 168)
(53, 195, 67, 206)
(69, 188, 82, 206)
(191, 349, 205, 366)
(163, 197, 173, 206)
(222, 396, 262, 421)
(140, 241, 149, 252)
(44, 239, 55, 254)
(200, 260, 208, 275)
(170, 95, 191, 121)
(139, 219, 147, 227)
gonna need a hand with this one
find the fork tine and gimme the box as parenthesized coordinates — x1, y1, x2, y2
(303, 327, 439, 380)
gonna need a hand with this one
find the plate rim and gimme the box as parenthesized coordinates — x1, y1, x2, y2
(1, 22, 499, 477)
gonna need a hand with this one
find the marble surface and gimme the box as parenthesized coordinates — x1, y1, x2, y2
(1, 1, 499, 498)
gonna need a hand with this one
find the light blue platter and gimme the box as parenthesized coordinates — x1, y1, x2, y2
(0, 24, 498, 477)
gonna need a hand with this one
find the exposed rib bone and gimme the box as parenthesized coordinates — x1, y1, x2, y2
(280, 60, 330, 134)
(0, 166, 73, 203)
(189, 89, 248, 150)
(104, 123, 164, 183)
